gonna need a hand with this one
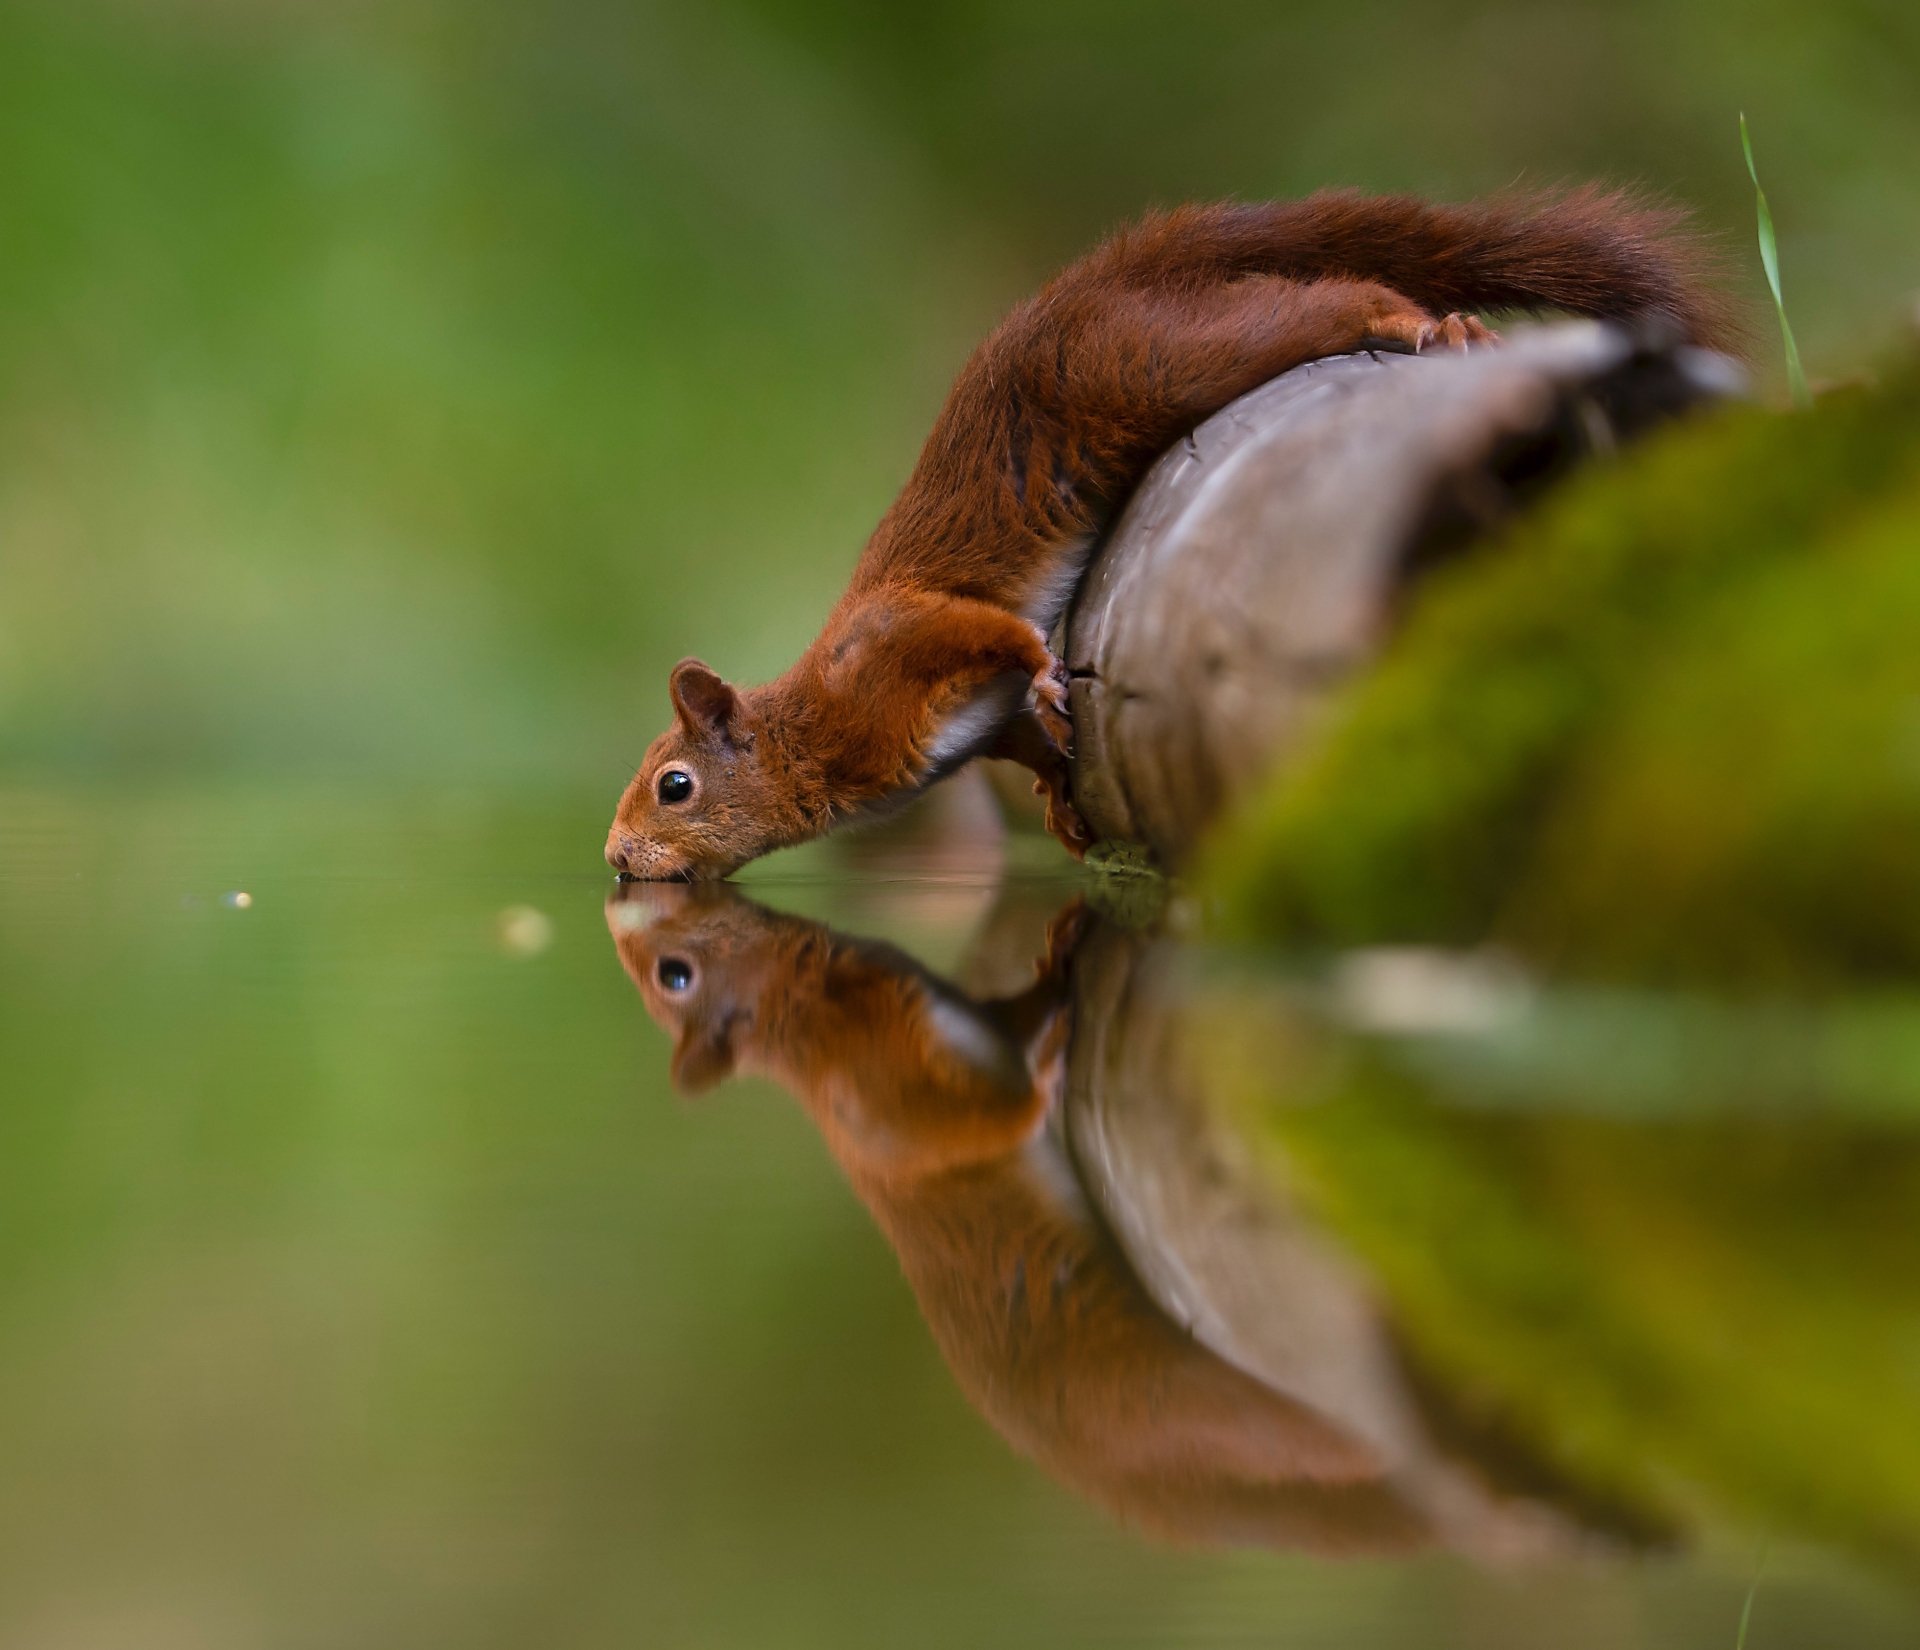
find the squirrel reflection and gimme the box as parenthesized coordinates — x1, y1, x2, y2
(607, 882, 1428, 1553)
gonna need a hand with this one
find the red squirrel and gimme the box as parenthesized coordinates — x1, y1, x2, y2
(606, 190, 1731, 879)
(606, 883, 1430, 1551)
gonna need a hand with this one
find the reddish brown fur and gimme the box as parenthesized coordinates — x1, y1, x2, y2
(608, 189, 1734, 879)
(607, 884, 1431, 1552)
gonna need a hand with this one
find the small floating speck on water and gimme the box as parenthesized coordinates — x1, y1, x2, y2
(223, 891, 253, 910)
(497, 905, 553, 957)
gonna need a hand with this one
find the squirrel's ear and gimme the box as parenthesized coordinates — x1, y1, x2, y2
(670, 1016, 739, 1096)
(669, 657, 737, 737)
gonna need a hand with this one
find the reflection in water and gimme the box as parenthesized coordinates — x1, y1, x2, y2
(2, 788, 1912, 1646)
(606, 882, 1617, 1559)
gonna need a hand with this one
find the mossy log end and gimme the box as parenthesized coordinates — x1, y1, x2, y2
(1063, 323, 1740, 868)
(1203, 349, 1920, 986)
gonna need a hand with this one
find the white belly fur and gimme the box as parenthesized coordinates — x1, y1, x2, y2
(831, 671, 1028, 834)
(924, 537, 1094, 779)
(926, 672, 1026, 773)
(1019, 533, 1096, 637)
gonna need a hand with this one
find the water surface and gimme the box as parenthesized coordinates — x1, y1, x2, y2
(0, 786, 1913, 1649)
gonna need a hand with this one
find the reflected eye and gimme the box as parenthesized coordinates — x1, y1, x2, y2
(657, 957, 694, 992)
(656, 768, 694, 804)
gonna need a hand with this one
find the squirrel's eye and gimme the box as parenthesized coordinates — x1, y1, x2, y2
(656, 768, 694, 805)
(657, 957, 694, 992)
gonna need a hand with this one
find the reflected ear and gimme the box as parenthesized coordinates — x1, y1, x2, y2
(669, 657, 737, 738)
(671, 1014, 741, 1096)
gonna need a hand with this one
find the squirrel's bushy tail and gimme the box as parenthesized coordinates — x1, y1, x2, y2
(1071, 188, 1740, 353)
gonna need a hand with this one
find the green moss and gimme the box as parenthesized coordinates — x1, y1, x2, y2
(1202, 1010, 1920, 1567)
(1083, 838, 1170, 927)
(1203, 360, 1920, 985)
(1512, 486, 1920, 979)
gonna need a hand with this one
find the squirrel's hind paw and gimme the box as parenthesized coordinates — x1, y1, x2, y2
(1045, 795, 1093, 859)
(1032, 772, 1093, 858)
(1365, 309, 1498, 356)
(1430, 311, 1499, 350)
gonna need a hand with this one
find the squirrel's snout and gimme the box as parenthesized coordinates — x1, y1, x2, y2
(607, 829, 694, 882)
(606, 830, 641, 877)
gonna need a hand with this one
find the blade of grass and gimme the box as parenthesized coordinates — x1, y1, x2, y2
(1735, 1539, 1772, 1649)
(1741, 113, 1811, 407)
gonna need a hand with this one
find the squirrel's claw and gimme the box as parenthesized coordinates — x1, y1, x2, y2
(1030, 658, 1075, 759)
(1025, 739, 1091, 857)
(1027, 662, 1087, 854)
(1364, 307, 1498, 356)
(1428, 311, 1499, 350)
(1043, 794, 1093, 859)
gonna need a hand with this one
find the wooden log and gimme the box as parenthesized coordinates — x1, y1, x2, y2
(1062, 323, 1742, 867)
(1061, 914, 1652, 1557)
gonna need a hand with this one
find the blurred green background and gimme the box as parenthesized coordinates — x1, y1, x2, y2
(3, 0, 1917, 797)
(3, 5, 1919, 1645)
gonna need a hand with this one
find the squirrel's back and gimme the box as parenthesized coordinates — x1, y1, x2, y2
(852, 188, 1734, 608)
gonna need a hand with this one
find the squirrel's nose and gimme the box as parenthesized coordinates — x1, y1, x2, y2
(605, 832, 634, 875)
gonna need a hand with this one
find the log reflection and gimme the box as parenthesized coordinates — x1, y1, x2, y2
(607, 882, 1607, 1557)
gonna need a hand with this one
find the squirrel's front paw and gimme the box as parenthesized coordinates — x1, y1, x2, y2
(1030, 658, 1074, 756)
